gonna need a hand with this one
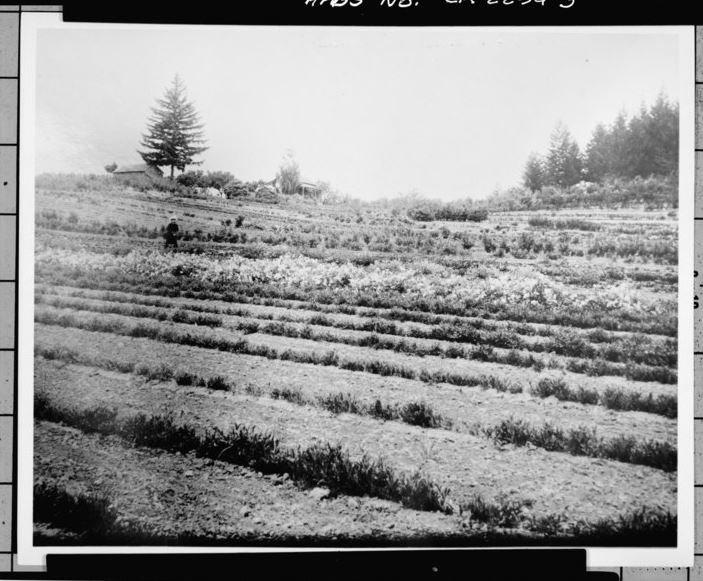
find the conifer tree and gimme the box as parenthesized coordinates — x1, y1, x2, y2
(544, 122, 583, 187)
(523, 153, 545, 192)
(139, 75, 208, 179)
(584, 123, 611, 182)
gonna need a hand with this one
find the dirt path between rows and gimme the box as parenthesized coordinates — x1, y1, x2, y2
(35, 325, 676, 443)
(36, 421, 470, 544)
(35, 358, 676, 524)
(35, 305, 677, 402)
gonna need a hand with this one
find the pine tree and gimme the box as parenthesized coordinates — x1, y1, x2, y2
(138, 75, 208, 179)
(584, 123, 611, 182)
(523, 153, 545, 192)
(645, 93, 679, 176)
(544, 122, 583, 187)
(607, 111, 630, 178)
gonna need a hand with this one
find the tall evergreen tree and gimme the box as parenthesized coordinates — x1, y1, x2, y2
(623, 104, 653, 178)
(607, 110, 630, 178)
(584, 123, 611, 182)
(646, 93, 679, 176)
(138, 75, 208, 179)
(523, 153, 545, 192)
(544, 123, 583, 187)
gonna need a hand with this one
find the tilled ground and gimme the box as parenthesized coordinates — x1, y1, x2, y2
(34, 357, 676, 525)
(36, 421, 471, 544)
(34, 304, 677, 402)
(34, 324, 677, 443)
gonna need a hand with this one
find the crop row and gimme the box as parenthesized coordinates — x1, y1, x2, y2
(35, 294, 223, 328)
(34, 309, 677, 419)
(37, 208, 678, 265)
(34, 470, 676, 545)
(35, 288, 677, 374)
(36, 345, 449, 430)
(481, 232, 677, 265)
(34, 247, 676, 335)
(36, 267, 678, 338)
(36, 346, 675, 471)
(35, 292, 676, 384)
(36, 393, 452, 513)
(37, 224, 678, 295)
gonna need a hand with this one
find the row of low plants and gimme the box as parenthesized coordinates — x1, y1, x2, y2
(36, 209, 489, 257)
(34, 293, 677, 383)
(34, 308, 677, 418)
(33, 479, 677, 545)
(35, 265, 678, 337)
(527, 216, 602, 231)
(34, 294, 223, 327)
(36, 222, 678, 294)
(36, 345, 448, 430)
(36, 346, 675, 471)
(530, 376, 676, 419)
(37, 281, 643, 343)
(482, 417, 675, 472)
(480, 231, 677, 265)
(34, 246, 675, 327)
(36, 211, 255, 246)
(36, 287, 677, 373)
(35, 394, 452, 513)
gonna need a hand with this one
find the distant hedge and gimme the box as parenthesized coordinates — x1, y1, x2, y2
(408, 205, 488, 222)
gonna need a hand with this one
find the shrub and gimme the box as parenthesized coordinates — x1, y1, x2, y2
(318, 393, 363, 415)
(34, 481, 117, 537)
(271, 387, 307, 405)
(223, 179, 250, 198)
(462, 493, 527, 527)
(206, 376, 230, 391)
(398, 401, 444, 428)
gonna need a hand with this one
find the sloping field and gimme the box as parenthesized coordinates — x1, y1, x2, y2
(33, 183, 679, 546)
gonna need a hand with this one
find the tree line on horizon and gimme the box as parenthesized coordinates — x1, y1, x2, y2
(522, 94, 679, 192)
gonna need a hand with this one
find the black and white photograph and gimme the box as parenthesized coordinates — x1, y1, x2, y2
(16, 14, 694, 567)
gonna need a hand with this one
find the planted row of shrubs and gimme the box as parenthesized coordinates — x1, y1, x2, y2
(238, 318, 675, 383)
(483, 417, 676, 472)
(36, 265, 678, 337)
(37, 286, 677, 380)
(481, 230, 677, 265)
(36, 344, 447, 429)
(37, 346, 674, 471)
(34, 478, 676, 545)
(35, 294, 223, 327)
(35, 306, 521, 390)
(35, 394, 452, 513)
(527, 216, 602, 231)
(35, 308, 677, 418)
(37, 280, 629, 344)
(531, 377, 677, 419)
(36, 344, 448, 432)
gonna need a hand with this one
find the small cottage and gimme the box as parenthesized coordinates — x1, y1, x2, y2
(297, 181, 322, 199)
(112, 163, 164, 180)
(257, 177, 322, 199)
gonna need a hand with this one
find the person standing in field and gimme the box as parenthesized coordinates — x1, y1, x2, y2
(164, 215, 179, 250)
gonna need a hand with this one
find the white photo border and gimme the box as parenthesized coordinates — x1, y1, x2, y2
(16, 13, 696, 568)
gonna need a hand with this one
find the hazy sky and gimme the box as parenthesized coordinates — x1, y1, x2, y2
(35, 26, 681, 201)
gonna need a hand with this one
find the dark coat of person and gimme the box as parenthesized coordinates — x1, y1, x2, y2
(164, 221, 179, 247)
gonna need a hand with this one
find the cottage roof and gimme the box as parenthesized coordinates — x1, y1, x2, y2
(113, 163, 162, 174)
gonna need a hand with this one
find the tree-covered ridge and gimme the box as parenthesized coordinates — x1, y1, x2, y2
(523, 94, 678, 191)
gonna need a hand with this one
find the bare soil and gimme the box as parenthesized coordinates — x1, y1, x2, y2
(35, 357, 676, 524)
